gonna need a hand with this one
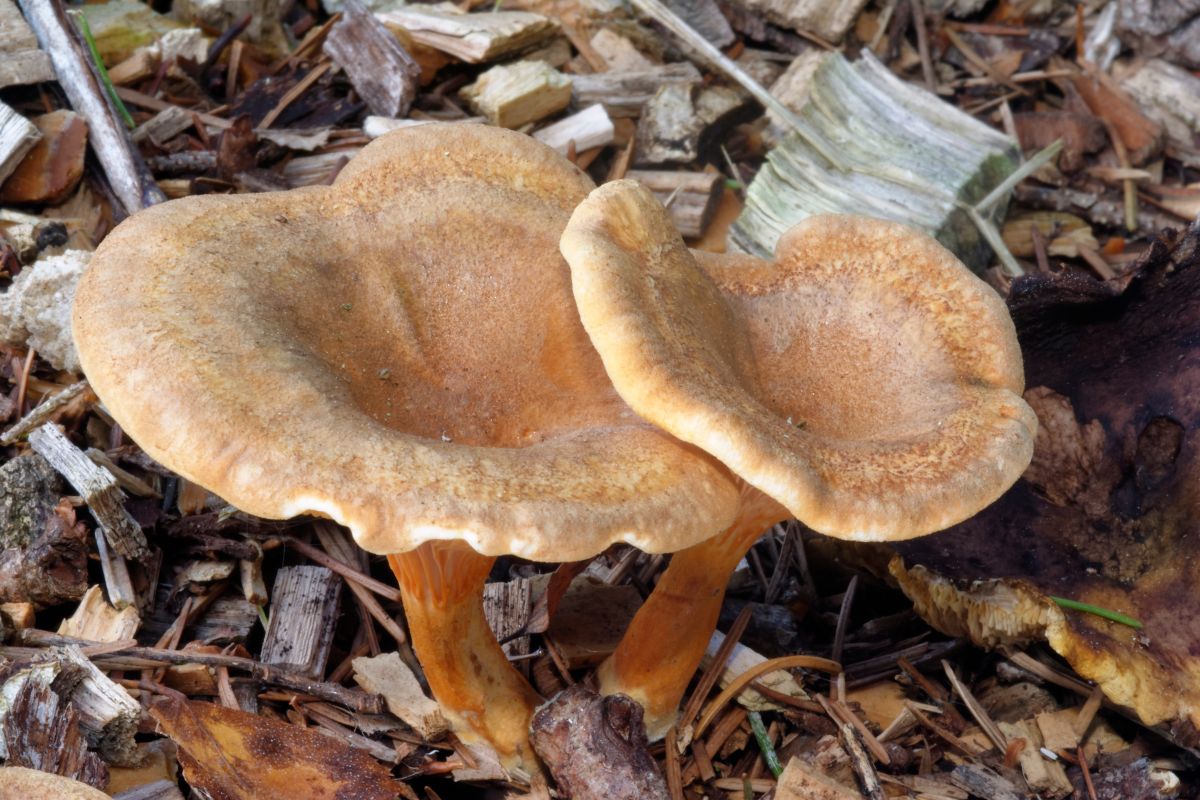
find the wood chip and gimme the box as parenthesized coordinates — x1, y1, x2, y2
(0, 101, 41, 186)
(352, 652, 447, 740)
(377, 5, 558, 63)
(775, 756, 864, 800)
(324, 0, 419, 118)
(1036, 708, 1081, 752)
(533, 103, 614, 155)
(571, 63, 701, 117)
(0, 0, 53, 89)
(627, 170, 722, 237)
(0, 110, 88, 204)
(462, 60, 571, 129)
(260, 566, 341, 680)
(58, 584, 140, 643)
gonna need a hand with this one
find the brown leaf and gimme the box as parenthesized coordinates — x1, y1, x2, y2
(150, 697, 407, 800)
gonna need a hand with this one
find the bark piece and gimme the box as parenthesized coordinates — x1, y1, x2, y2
(324, 0, 419, 118)
(0, 661, 108, 787)
(1011, 111, 1105, 173)
(1116, 0, 1200, 69)
(0, 110, 88, 205)
(28, 424, 150, 560)
(0, 250, 91, 373)
(570, 62, 701, 117)
(0, 101, 40, 185)
(889, 219, 1200, 747)
(18, 0, 165, 215)
(352, 652, 448, 739)
(0, 455, 89, 608)
(260, 565, 341, 680)
(0, 0, 53, 88)
(483, 577, 532, 660)
(721, 0, 867, 42)
(533, 103, 614, 156)
(461, 60, 571, 129)
(530, 685, 668, 800)
(627, 170, 721, 238)
(950, 764, 1025, 800)
(634, 83, 747, 165)
(731, 51, 1019, 273)
(377, 5, 558, 63)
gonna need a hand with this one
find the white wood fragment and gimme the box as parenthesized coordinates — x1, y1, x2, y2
(533, 104, 614, 155)
(701, 629, 809, 711)
(0, 249, 91, 374)
(0, 101, 40, 185)
(377, 5, 558, 63)
(352, 651, 449, 739)
(571, 63, 701, 117)
(59, 645, 143, 766)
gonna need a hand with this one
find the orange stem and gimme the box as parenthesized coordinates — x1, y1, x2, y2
(597, 488, 786, 739)
(389, 541, 543, 776)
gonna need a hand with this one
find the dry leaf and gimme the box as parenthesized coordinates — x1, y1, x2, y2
(150, 697, 407, 800)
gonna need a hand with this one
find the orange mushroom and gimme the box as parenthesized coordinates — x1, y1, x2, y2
(72, 126, 740, 773)
(560, 180, 1037, 737)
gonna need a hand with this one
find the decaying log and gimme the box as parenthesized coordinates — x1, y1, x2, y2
(260, 566, 341, 680)
(530, 685, 668, 800)
(0, 0, 54, 89)
(0, 100, 41, 185)
(533, 103, 614, 155)
(28, 424, 150, 561)
(461, 60, 571, 129)
(17, 0, 165, 215)
(571, 63, 701, 117)
(634, 83, 748, 165)
(627, 169, 721, 238)
(324, 0, 419, 119)
(731, 51, 1019, 272)
(0, 453, 89, 607)
(377, 5, 558, 63)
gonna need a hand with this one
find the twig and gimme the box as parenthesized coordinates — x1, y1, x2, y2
(695, 654, 841, 738)
(942, 660, 1006, 752)
(14, 629, 385, 713)
(831, 575, 857, 668)
(18, 0, 164, 214)
(910, 0, 936, 92)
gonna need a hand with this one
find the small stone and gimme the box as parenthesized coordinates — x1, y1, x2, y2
(0, 111, 89, 205)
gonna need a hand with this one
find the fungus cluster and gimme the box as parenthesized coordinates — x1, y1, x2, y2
(71, 123, 1035, 772)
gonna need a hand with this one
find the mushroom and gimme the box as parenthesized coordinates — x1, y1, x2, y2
(72, 126, 741, 773)
(559, 180, 1037, 737)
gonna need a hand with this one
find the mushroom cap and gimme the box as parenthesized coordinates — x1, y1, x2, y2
(560, 180, 1036, 540)
(73, 125, 739, 560)
(0, 767, 109, 799)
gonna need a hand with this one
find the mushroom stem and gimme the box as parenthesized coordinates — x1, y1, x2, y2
(389, 541, 543, 776)
(596, 486, 787, 740)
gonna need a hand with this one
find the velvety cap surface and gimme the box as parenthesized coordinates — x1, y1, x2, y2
(73, 126, 739, 559)
(561, 180, 1036, 540)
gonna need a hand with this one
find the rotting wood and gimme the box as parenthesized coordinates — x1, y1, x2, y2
(0, 101, 41, 186)
(324, 0, 419, 118)
(260, 565, 341, 680)
(0, 657, 108, 787)
(352, 651, 448, 740)
(627, 170, 721, 237)
(377, 5, 558, 63)
(533, 103, 613, 155)
(130, 106, 193, 147)
(0, 0, 53, 89)
(17, 0, 165, 214)
(949, 763, 1026, 800)
(571, 63, 701, 117)
(28, 424, 150, 561)
(774, 756, 863, 800)
(483, 577, 532, 661)
(461, 60, 571, 129)
(53, 644, 143, 766)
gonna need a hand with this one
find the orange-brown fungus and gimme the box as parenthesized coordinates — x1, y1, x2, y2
(561, 180, 1036, 737)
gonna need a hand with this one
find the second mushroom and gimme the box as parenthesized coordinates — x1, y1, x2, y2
(560, 180, 1038, 738)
